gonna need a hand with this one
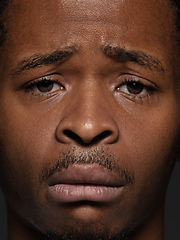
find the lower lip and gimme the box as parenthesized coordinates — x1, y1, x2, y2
(48, 184, 123, 203)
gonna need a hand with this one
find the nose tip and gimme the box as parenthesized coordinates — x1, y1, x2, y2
(56, 117, 119, 146)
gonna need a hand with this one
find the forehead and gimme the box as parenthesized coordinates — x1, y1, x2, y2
(2, 0, 177, 72)
(5, 0, 174, 42)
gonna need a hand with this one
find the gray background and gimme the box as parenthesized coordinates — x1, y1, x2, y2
(0, 161, 180, 240)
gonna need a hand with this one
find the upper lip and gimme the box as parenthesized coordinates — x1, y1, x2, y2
(47, 164, 125, 187)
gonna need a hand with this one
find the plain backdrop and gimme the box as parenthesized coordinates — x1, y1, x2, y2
(0, 161, 180, 240)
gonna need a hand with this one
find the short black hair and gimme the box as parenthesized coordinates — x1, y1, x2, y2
(0, 0, 8, 44)
(0, 0, 179, 45)
(171, 0, 180, 34)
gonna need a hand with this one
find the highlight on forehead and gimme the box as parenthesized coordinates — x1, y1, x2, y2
(1, 0, 180, 45)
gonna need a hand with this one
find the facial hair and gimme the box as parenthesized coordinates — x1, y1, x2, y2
(42, 220, 132, 240)
(38, 146, 135, 240)
(39, 146, 134, 186)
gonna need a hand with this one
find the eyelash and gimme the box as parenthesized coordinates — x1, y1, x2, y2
(23, 77, 64, 97)
(116, 77, 157, 100)
(22, 75, 157, 103)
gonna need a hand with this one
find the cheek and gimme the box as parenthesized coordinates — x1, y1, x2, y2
(0, 104, 56, 203)
(121, 112, 179, 203)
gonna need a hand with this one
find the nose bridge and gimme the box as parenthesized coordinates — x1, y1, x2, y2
(75, 83, 107, 123)
(56, 81, 119, 145)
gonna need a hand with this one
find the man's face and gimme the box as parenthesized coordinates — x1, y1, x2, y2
(0, 0, 180, 239)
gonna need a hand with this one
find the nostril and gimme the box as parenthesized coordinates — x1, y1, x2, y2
(93, 130, 112, 142)
(63, 129, 112, 145)
(63, 130, 82, 142)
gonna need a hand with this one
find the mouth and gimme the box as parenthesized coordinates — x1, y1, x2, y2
(47, 164, 125, 203)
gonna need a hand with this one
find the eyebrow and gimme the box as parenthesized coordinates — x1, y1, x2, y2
(10, 43, 164, 76)
(103, 44, 164, 73)
(10, 44, 78, 76)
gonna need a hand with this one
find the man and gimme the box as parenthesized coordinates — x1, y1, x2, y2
(0, 0, 180, 239)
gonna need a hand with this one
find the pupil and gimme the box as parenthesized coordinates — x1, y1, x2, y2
(127, 82, 143, 94)
(37, 80, 53, 92)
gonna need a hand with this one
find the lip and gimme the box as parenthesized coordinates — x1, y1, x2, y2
(47, 164, 125, 203)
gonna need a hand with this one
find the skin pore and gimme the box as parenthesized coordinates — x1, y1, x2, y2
(0, 0, 180, 239)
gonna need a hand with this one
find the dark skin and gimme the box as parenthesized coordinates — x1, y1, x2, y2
(0, 0, 180, 239)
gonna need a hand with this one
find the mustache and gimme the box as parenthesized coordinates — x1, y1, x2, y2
(39, 147, 135, 185)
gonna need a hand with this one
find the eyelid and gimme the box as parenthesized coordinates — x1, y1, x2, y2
(21, 75, 65, 97)
(115, 75, 158, 100)
(22, 75, 62, 87)
(117, 75, 156, 87)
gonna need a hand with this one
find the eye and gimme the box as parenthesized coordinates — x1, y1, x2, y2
(32, 80, 59, 93)
(119, 81, 147, 95)
(25, 78, 64, 95)
(116, 77, 156, 97)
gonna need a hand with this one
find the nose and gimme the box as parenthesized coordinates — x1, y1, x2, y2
(55, 89, 119, 146)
